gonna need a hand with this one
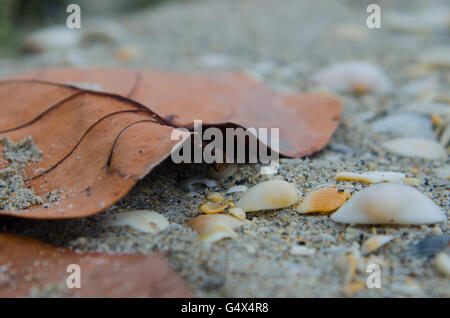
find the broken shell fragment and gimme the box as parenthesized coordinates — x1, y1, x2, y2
(331, 183, 446, 225)
(290, 245, 316, 256)
(407, 235, 450, 258)
(225, 185, 248, 194)
(382, 138, 446, 159)
(199, 222, 237, 247)
(434, 253, 450, 278)
(311, 61, 392, 95)
(180, 178, 217, 191)
(236, 180, 300, 212)
(228, 207, 246, 220)
(361, 235, 394, 255)
(105, 210, 169, 234)
(200, 201, 233, 214)
(206, 192, 225, 202)
(336, 171, 406, 184)
(186, 214, 250, 234)
(297, 187, 350, 214)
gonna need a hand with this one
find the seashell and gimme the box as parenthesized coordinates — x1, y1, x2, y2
(199, 222, 237, 247)
(180, 178, 217, 191)
(187, 214, 250, 235)
(382, 138, 446, 159)
(336, 171, 406, 184)
(200, 200, 233, 214)
(434, 253, 450, 278)
(22, 26, 81, 53)
(206, 192, 225, 202)
(297, 187, 350, 214)
(331, 183, 446, 225)
(207, 164, 238, 181)
(361, 235, 394, 255)
(337, 252, 359, 284)
(236, 180, 300, 212)
(225, 185, 248, 194)
(65, 81, 104, 92)
(371, 113, 436, 139)
(420, 46, 450, 68)
(407, 235, 450, 258)
(81, 18, 126, 45)
(228, 207, 246, 220)
(401, 102, 450, 116)
(311, 61, 392, 95)
(290, 245, 316, 256)
(400, 77, 439, 99)
(105, 210, 169, 234)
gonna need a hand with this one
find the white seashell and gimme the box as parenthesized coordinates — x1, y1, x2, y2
(65, 82, 104, 92)
(420, 46, 450, 68)
(180, 178, 217, 191)
(382, 138, 446, 159)
(225, 185, 248, 194)
(187, 214, 250, 234)
(311, 61, 392, 95)
(361, 235, 394, 255)
(337, 252, 359, 284)
(199, 222, 237, 247)
(290, 246, 316, 256)
(331, 183, 446, 225)
(371, 113, 436, 139)
(400, 77, 439, 99)
(236, 180, 300, 212)
(105, 210, 169, 234)
(434, 252, 450, 278)
(22, 26, 81, 53)
(401, 102, 450, 116)
(435, 165, 450, 180)
(228, 207, 246, 220)
(336, 171, 406, 184)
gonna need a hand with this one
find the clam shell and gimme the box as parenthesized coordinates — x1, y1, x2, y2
(228, 207, 246, 220)
(187, 214, 250, 234)
(105, 210, 169, 234)
(336, 171, 406, 184)
(311, 61, 392, 95)
(200, 201, 233, 214)
(361, 235, 394, 255)
(331, 183, 446, 225)
(434, 252, 450, 278)
(236, 180, 300, 212)
(371, 113, 436, 139)
(199, 222, 237, 247)
(297, 187, 350, 214)
(382, 138, 446, 159)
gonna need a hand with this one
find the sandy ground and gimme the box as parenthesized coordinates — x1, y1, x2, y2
(0, 0, 449, 297)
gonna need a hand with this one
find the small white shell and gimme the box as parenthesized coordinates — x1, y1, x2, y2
(311, 61, 392, 95)
(228, 207, 246, 220)
(105, 210, 169, 234)
(236, 180, 300, 212)
(382, 138, 446, 159)
(22, 26, 81, 52)
(434, 252, 450, 278)
(225, 185, 248, 194)
(371, 113, 436, 139)
(187, 214, 250, 234)
(361, 235, 394, 255)
(199, 222, 237, 247)
(336, 171, 406, 184)
(331, 183, 446, 225)
(290, 246, 316, 256)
